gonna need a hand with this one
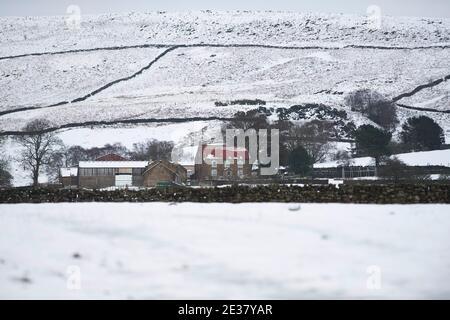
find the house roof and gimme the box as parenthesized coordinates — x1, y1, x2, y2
(60, 167, 78, 177)
(143, 160, 186, 175)
(201, 144, 249, 160)
(95, 153, 127, 161)
(78, 161, 149, 168)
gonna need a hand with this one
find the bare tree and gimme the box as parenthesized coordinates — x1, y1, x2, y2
(333, 150, 354, 167)
(129, 139, 174, 161)
(378, 157, 409, 183)
(15, 119, 63, 187)
(366, 100, 398, 132)
(287, 120, 334, 163)
(0, 158, 13, 187)
(345, 89, 398, 131)
(345, 89, 384, 113)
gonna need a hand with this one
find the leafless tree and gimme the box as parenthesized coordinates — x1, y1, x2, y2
(15, 119, 63, 187)
(378, 157, 409, 183)
(366, 100, 398, 132)
(287, 120, 334, 163)
(0, 158, 12, 187)
(345, 89, 384, 113)
(129, 139, 174, 161)
(345, 89, 398, 131)
(333, 150, 354, 167)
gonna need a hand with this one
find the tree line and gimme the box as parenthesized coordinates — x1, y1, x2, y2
(226, 89, 446, 176)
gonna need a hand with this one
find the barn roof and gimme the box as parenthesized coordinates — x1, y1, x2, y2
(78, 161, 148, 168)
(60, 167, 78, 177)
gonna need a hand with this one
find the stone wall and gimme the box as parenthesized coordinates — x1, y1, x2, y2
(0, 184, 449, 204)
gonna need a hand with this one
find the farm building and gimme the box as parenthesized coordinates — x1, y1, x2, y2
(142, 160, 187, 187)
(59, 167, 78, 188)
(194, 144, 253, 182)
(78, 160, 148, 188)
(60, 153, 188, 189)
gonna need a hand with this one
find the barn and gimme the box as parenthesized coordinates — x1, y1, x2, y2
(78, 161, 148, 189)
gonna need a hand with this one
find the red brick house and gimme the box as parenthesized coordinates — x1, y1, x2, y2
(194, 144, 254, 182)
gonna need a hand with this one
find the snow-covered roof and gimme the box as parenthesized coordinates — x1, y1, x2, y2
(314, 149, 450, 168)
(78, 161, 149, 168)
(60, 167, 78, 177)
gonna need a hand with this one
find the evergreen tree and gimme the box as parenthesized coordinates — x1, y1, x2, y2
(400, 116, 444, 151)
(354, 125, 391, 166)
(288, 145, 313, 175)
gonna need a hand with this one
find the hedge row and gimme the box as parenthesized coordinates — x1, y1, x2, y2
(0, 184, 449, 204)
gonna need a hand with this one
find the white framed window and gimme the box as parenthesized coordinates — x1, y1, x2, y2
(211, 168, 217, 177)
(238, 168, 244, 178)
(211, 160, 217, 168)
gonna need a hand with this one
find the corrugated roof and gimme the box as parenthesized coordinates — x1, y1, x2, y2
(60, 167, 78, 177)
(78, 161, 149, 168)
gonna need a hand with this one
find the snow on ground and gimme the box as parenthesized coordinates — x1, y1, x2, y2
(314, 149, 450, 168)
(1, 12, 449, 57)
(0, 202, 449, 299)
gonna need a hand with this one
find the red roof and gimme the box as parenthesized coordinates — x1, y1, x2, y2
(95, 153, 127, 161)
(201, 144, 249, 160)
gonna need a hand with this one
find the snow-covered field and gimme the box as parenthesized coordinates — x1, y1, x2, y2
(0, 202, 449, 299)
(314, 149, 450, 168)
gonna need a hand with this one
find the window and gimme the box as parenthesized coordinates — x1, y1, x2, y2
(211, 168, 217, 177)
(80, 168, 93, 176)
(211, 160, 217, 168)
(238, 168, 244, 178)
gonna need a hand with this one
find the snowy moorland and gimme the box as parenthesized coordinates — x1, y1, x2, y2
(1, 12, 449, 131)
(0, 202, 449, 299)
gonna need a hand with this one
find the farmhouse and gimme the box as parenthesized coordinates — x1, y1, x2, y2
(194, 144, 253, 182)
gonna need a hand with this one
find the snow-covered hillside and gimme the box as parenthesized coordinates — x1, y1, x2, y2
(0, 12, 449, 132)
(1, 11, 450, 57)
(1, 202, 449, 299)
